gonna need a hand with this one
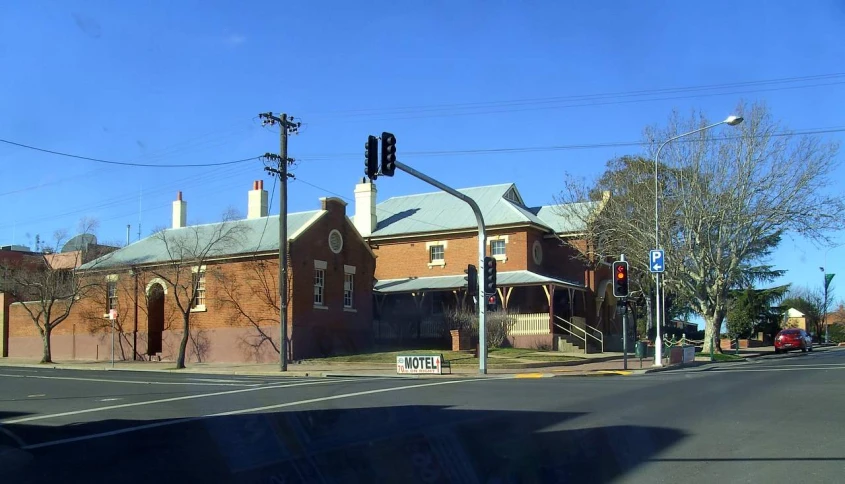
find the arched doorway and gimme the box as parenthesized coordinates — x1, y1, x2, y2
(147, 283, 165, 355)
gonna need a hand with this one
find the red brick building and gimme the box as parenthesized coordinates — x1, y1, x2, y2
(2, 182, 376, 363)
(353, 179, 622, 353)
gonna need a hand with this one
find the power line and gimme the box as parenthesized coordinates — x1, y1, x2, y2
(292, 177, 456, 232)
(295, 126, 845, 161)
(0, 137, 259, 168)
(308, 73, 845, 120)
(252, 174, 278, 256)
(0, 164, 254, 230)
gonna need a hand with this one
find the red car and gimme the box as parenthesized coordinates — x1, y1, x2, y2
(774, 328, 813, 354)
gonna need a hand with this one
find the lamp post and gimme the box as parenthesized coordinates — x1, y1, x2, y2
(821, 246, 838, 344)
(653, 115, 743, 367)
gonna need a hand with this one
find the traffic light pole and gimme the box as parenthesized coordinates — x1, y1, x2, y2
(393, 160, 489, 374)
(620, 254, 628, 370)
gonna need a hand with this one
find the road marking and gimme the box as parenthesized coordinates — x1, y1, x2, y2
(711, 366, 845, 373)
(514, 373, 547, 379)
(21, 378, 485, 450)
(99, 398, 121, 402)
(184, 378, 258, 384)
(0, 373, 262, 387)
(1, 379, 370, 425)
(26, 394, 46, 398)
(0, 426, 26, 447)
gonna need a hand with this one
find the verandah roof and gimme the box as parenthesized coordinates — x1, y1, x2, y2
(373, 270, 584, 294)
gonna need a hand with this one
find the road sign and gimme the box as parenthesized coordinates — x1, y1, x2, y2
(649, 249, 665, 273)
(397, 355, 443, 374)
(108, 309, 118, 320)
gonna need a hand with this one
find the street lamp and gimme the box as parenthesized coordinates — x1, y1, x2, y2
(653, 115, 744, 367)
(821, 245, 839, 344)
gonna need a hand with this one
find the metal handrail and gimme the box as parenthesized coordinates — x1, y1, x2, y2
(554, 316, 604, 354)
(584, 322, 604, 354)
(553, 321, 586, 354)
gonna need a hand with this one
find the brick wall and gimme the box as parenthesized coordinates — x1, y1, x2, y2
(373, 227, 598, 290)
(289, 198, 375, 359)
(2, 197, 376, 363)
(373, 229, 536, 280)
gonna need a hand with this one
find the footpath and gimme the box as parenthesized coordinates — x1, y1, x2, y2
(3, 345, 837, 379)
(0, 346, 781, 379)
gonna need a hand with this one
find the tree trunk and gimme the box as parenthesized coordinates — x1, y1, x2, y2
(175, 313, 190, 369)
(702, 313, 725, 355)
(41, 326, 53, 364)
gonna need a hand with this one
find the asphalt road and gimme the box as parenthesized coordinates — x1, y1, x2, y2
(1, 348, 844, 484)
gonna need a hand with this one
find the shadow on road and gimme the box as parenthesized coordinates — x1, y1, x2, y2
(4, 406, 687, 484)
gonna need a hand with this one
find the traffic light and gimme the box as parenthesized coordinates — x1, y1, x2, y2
(612, 260, 629, 298)
(487, 294, 497, 310)
(380, 132, 396, 176)
(483, 256, 497, 295)
(365, 135, 378, 180)
(464, 264, 477, 296)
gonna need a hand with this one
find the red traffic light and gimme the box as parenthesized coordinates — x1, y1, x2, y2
(612, 261, 629, 298)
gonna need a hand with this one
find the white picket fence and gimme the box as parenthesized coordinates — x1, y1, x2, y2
(508, 313, 550, 335)
(374, 312, 551, 339)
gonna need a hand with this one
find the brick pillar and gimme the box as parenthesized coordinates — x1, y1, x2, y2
(0, 293, 9, 357)
(450, 329, 469, 351)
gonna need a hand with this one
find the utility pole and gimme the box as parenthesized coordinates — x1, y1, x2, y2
(259, 112, 301, 372)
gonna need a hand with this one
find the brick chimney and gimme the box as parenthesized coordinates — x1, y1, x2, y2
(248, 180, 269, 219)
(172, 191, 187, 229)
(354, 177, 377, 237)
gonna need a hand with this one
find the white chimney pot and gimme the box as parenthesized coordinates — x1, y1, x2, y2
(248, 180, 269, 219)
(172, 191, 187, 229)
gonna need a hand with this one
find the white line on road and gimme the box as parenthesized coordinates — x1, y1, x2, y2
(1, 379, 370, 425)
(20, 378, 485, 450)
(184, 378, 258, 384)
(0, 373, 262, 387)
(711, 366, 845, 373)
(0, 426, 26, 447)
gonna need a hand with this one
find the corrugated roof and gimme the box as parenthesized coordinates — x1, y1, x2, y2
(371, 183, 595, 237)
(532, 201, 598, 234)
(374, 270, 584, 294)
(80, 211, 322, 270)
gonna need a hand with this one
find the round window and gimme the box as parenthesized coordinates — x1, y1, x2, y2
(328, 229, 344, 254)
(532, 240, 543, 265)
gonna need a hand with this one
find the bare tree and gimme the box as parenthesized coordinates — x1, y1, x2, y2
(149, 219, 248, 369)
(556, 102, 843, 355)
(0, 223, 107, 363)
(213, 259, 287, 359)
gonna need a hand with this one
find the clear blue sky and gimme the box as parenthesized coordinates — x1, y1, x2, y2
(2, 1, 844, 308)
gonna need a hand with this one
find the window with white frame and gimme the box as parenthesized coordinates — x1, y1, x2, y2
(490, 239, 506, 257)
(106, 280, 118, 311)
(429, 244, 444, 262)
(314, 268, 325, 305)
(191, 268, 206, 310)
(344, 273, 354, 308)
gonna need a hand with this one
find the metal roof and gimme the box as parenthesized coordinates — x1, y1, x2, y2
(374, 270, 585, 294)
(532, 201, 598, 234)
(79, 210, 323, 271)
(371, 183, 596, 237)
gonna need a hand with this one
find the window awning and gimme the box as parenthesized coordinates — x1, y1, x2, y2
(374, 270, 585, 294)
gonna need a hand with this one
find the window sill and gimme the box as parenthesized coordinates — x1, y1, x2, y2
(427, 261, 446, 268)
(343, 307, 357, 313)
(313, 304, 328, 310)
(493, 255, 507, 262)
(190, 306, 207, 313)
